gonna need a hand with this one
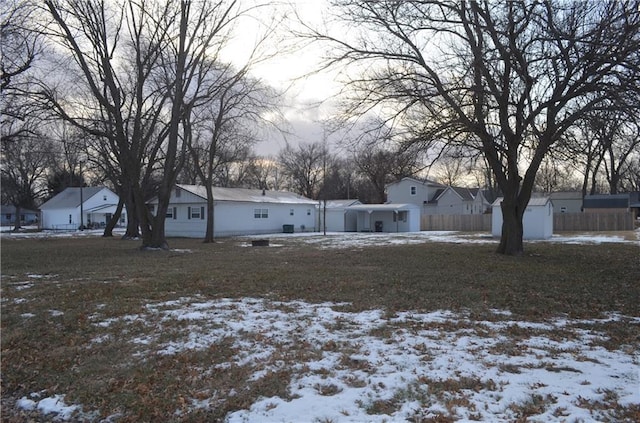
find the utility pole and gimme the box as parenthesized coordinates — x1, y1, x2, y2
(79, 161, 84, 231)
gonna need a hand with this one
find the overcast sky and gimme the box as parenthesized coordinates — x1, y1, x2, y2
(222, 0, 346, 156)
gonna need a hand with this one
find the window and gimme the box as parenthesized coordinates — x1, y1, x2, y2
(175, 188, 181, 198)
(254, 208, 268, 219)
(5, 213, 10, 220)
(166, 207, 176, 219)
(103, 195, 107, 201)
(69, 214, 72, 224)
(189, 206, 205, 220)
(560, 206, 567, 213)
(393, 211, 407, 222)
(290, 209, 294, 216)
(410, 186, 417, 195)
(307, 209, 311, 216)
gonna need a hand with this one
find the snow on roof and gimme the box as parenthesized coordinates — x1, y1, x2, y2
(492, 197, 551, 207)
(385, 176, 445, 188)
(39, 187, 109, 209)
(177, 185, 317, 205)
(322, 199, 362, 209)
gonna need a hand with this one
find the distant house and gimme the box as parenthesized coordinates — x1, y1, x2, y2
(549, 191, 583, 213)
(492, 197, 553, 240)
(40, 187, 125, 230)
(426, 186, 491, 215)
(386, 177, 445, 212)
(386, 177, 491, 216)
(0, 205, 39, 226)
(318, 199, 362, 232)
(583, 193, 631, 213)
(345, 203, 421, 233)
(148, 184, 317, 238)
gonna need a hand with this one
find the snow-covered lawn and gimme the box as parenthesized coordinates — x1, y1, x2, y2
(16, 296, 639, 422)
(4, 229, 639, 421)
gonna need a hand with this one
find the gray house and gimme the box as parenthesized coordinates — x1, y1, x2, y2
(1, 205, 39, 226)
(549, 191, 583, 213)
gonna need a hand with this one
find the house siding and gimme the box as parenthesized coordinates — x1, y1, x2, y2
(386, 178, 444, 208)
(155, 186, 318, 238)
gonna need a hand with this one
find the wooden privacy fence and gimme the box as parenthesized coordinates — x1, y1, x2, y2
(421, 211, 634, 232)
(421, 214, 491, 231)
(553, 212, 634, 231)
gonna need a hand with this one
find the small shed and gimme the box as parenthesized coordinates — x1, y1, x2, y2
(318, 199, 362, 232)
(346, 203, 421, 233)
(492, 197, 553, 240)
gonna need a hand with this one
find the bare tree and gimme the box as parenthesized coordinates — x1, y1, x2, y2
(305, 0, 640, 254)
(184, 60, 278, 242)
(39, 0, 253, 249)
(244, 155, 282, 190)
(1, 134, 52, 230)
(278, 141, 328, 199)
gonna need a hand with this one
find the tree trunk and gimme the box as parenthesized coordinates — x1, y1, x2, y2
(103, 196, 124, 237)
(496, 200, 524, 256)
(12, 205, 22, 231)
(204, 185, 215, 243)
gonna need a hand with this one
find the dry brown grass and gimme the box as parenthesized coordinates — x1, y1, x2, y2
(1, 235, 638, 421)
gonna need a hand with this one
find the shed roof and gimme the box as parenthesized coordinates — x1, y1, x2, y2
(177, 185, 317, 205)
(39, 187, 108, 209)
(492, 197, 551, 207)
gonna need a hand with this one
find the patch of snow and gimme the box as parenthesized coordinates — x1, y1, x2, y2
(11, 282, 34, 290)
(90, 297, 639, 422)
(21, 313, 35, 318)
(17, 395, 79, 420)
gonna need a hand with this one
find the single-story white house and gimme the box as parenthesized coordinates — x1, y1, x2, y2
(492, 197, 553, 240)
(346, 203, 421, 233)
(148, 184, 318, 238)
(40, 187, 126, 230)
(318, 199, 362, 232)
(1, 205, 39, 226)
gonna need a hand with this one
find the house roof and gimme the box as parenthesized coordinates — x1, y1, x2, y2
(0, 205, 39, 214)
(385, 176, 445, 189)
(39, 187, 108, 209)
(548, 191, 583, 200)
(347, 203, 420, 212)
(177, 185, 317, 205)
(583, 194, 629, 209)
(492, 197, 551, 207)
(322, 199, 362, 209)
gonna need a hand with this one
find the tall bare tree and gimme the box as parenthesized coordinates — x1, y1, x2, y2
(39, 0, 251, 249)
(306, 0, 640, 254)
(184, 61, 278, 242)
